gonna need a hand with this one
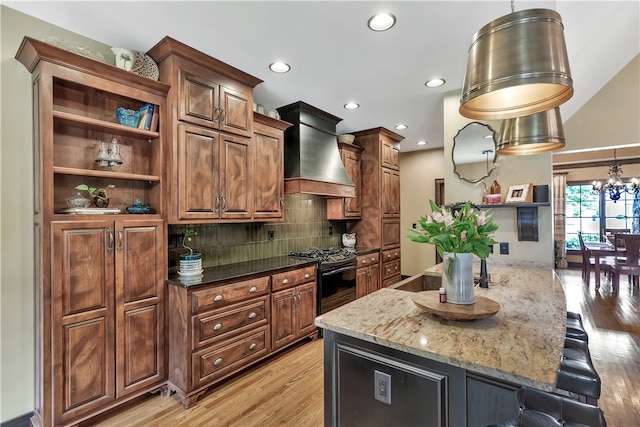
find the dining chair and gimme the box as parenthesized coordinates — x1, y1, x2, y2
(578, 232, 614, 288)
(611, 233, 640, 292)
(604, 228, 630, 248)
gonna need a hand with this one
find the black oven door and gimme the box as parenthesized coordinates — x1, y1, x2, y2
(319, 264, 357, 315)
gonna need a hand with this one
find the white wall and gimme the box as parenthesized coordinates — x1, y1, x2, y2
(400, 149, 444, 275)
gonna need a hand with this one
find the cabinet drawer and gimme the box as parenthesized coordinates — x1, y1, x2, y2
(383, 275, 402, 288)
(382, 260, 401, 280)
(271, 265, 317, 292)
(191, 276, 270, 313)
(192, 327, 268, 387)
(356, 252, 380, 268)
(193, 297, 269, 349)
(382, 248, 401, 262)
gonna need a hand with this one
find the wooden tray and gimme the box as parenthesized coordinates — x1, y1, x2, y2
(411, 291, 500, 320)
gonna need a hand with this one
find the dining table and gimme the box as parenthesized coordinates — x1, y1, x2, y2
(584, 240, 617, 288)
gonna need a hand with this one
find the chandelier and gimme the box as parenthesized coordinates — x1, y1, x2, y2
(592, 150, 639, 202)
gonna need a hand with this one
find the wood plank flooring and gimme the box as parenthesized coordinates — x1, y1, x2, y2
(85, 268, 640, 427)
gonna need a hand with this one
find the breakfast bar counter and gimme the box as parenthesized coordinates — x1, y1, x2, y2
(315, 261, 566, 426)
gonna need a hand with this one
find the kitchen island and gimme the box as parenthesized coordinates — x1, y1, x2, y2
(315, 260, 566, 427)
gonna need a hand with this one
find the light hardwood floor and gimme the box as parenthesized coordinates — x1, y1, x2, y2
(85, 268, 639, 427)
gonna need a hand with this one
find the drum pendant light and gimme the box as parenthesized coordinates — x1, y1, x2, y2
(497, 107, 565, 155)
(459, 6, 573, 120)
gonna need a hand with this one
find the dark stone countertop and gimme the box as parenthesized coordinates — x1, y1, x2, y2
(167, 256, 317, 289)
(353, 246, 380, 255)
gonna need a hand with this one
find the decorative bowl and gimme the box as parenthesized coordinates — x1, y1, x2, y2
(337, 134, 355, 144)
(116, 107, 141, 127)
(66, 192, 91, 208)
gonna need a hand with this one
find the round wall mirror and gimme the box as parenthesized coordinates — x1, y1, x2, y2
(452, 122, 497, 183)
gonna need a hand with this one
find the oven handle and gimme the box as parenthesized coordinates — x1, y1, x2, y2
(322, 264, 356, 277)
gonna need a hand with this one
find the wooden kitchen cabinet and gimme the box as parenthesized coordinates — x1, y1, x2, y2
(271, 265, 318, 351)
(167, 275, 271, 408)
(52, 219, 165, 422)
(252, 113, 291, 221)
(348, 128, 404, 288)
(327, 142, 364, 220)
(148, 36, 263, 224)
(17, 37, 169, 427)
(356, 252, 380, 298)
(167, 263, 317, 408)
(177, 123, 253, 221)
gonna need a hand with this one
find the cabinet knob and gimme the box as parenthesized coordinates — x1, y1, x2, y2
(248, 312, 257, 319)
(387, 254, 391, 258)
(249, 286, 257, 293)
(304, 273, 310, 279)
(249, 343, 257, 351)
(213, 323, 223, 331)
(395, 266, 399, 271)
(282, 278, 289, 284)
(361, 259, 366, 264)
(213, 357, 223, 366)
(371, 257, 376, 262)
(395, 252, 399, 257)
(213, 294, 223, 302)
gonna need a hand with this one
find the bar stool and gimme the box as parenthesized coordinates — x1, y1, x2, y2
(556, 337, 601, 406)
(487, 386, 607, 427)
(565, 312, 588, 343)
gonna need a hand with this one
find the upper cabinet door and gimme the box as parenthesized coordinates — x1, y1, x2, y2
(177, 123, 221, 220)
(382, 169, 400, 217)
(219, 85, 253, 138)
(219, 133, 253, 220)
(253, 121, 284, 220)
(381, 138, 400, 170)
(342, 148, 362, 217)
(179, 70, 220, 128)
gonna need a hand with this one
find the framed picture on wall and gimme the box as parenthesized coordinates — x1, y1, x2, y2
(505, 183, 533, 203)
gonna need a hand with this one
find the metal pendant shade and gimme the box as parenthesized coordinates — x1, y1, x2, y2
(497, 107, 565, 155)
(460, 8, 573, 120)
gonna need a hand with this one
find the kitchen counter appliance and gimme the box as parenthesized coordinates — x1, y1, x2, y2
(288, 247, 357, 315)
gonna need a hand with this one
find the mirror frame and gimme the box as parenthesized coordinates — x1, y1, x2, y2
(452, 122, 498, 183)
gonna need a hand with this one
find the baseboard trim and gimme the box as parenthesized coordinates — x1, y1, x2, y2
(1, 413, 32, 427)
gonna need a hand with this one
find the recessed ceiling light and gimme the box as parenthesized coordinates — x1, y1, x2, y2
(417, 140, 427, 146)
(367, 13, 396, 31)
(344, 102, 360, 110)
(269, 62, 291, 73)
(425, 79, 445, 88)
(395, 124, 408, 130)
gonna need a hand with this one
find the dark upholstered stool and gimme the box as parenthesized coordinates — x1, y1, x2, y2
(565, 312, 588, 343)
(487, 386, 607, 427)
(556, 337, 601, 406)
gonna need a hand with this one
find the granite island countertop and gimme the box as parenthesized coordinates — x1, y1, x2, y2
(315, 261, 566, 391)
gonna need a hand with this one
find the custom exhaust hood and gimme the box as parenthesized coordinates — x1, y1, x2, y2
(276, 101, 355, 198)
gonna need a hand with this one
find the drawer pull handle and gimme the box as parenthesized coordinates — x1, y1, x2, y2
(304, 273, 310, 279)
(249, 286, 257, 293)
(387, 254, 391, 258)
(213, 323, 223, 331)
(361, 259, 366, 264)
(213, 295, 223, 302)
(395, 266, 399, 271)
(248, 312, 257, 319)
(282, 278, 289, 284)
(213, 357, 223, 366)
(249, 343, 257, 350)
(372, 257, 376, 262)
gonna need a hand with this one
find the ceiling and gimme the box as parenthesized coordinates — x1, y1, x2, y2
(5, 1, 639, 153)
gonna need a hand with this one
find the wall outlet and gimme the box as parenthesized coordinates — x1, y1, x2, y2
(328, 224, 333, 235)
(374, 370, 391, 404)
(500, 242, 509, 255)
(268, 229, 275, 241)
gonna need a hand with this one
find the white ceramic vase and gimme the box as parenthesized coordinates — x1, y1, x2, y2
(111, 47, 135, 71)
(442, 252, 475, 304)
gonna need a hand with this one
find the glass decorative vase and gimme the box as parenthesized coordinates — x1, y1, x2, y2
(441, 252, 475, 304)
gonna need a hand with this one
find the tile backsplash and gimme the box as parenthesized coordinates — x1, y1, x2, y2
(168, 193, 346, 271)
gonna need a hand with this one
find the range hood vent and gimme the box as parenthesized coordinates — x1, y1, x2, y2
(276, 101, 355, 198)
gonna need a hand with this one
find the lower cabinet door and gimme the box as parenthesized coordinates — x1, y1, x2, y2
(271, 288, 296, 350)
(115, 219, 165, 398)
(295, 282, 316, 336)
(52, 221, 115, 421)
